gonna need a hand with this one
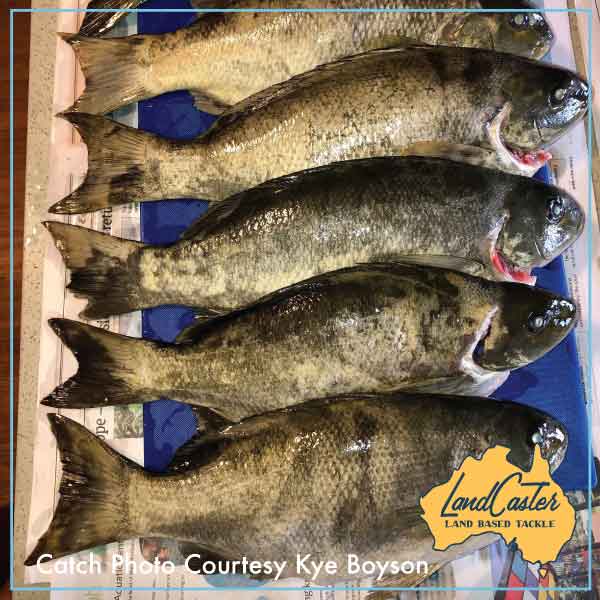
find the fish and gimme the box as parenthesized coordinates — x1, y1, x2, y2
(67, 0, 555, 115)
(63, 0, 554, 114)
(49, 46, 589, 215)
(44, 157, 585, 320)
(40, 263, 577, 417)
(26, 392, 568, 585)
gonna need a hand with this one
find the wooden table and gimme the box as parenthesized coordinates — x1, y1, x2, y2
(1, 2, 30, 598)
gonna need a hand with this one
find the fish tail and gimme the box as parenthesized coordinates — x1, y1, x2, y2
(25, 414, 139, 566)
(49, 112, 160, 214)
(44, 221, 145, 319)
(60, 32, 152, 114)
(42, 318, 153, 408)
(78, 0, 146, 37)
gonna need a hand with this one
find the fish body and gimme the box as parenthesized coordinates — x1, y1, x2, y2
(41, 264, 576, 418)
(51, 46, 588, 214)
(69, 0, 554, 115)
(27, 394, 568, 582)
(45, 157, 584, 319)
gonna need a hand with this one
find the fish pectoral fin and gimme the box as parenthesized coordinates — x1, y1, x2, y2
(365, 561, 447, 600)
(435, 13, 494, 48)
(384, 254, 486, 276)
(190, 89, 231, 116)
(401, 141, 499, 170)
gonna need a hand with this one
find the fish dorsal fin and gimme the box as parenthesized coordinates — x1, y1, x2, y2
(166, 397, 342, 473)
(190, 89, 231, 115)
(205, 47, 418, 133)
(180, 160, 361, 242)
(180, 196, 244, 241)
(174, 274, 333, 344)
(164, 431, 226, 474)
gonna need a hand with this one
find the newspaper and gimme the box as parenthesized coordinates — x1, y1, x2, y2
(21, 0, 599, 596)
(574, 0, 600, 148)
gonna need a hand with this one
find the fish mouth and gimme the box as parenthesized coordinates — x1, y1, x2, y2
(486, 102, 552, 175)
(487, 218, 537, 285)
(505, 144, 552, 170)
(490, 248, 536, 285)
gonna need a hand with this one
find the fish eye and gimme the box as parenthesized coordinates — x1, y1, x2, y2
(527, 313, 547, 333)
(510, 13, 530, 28)
(549, 87, 567, 108)
(547, 196, 565, 223)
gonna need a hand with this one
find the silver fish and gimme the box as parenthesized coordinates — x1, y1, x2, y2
(41, 264, 576, 416)
(26, 394, 568, 586)
(45, 157, 584, 319)
(50, 46, 589, 215)
(67, 0, 555, 115)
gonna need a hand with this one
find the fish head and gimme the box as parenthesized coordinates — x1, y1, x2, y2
(499, 403, 568, 473)
(478, 0, 554, 59)
(473, 284, 576, 370)
(492, 181, 584, 281)
(530, 411, 568, 472)
(501, 61, 589, 151)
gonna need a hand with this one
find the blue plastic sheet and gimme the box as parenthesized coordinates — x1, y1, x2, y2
(136, 0, 593, 490)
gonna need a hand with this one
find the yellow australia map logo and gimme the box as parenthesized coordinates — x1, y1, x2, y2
(420, 445, 575, 564)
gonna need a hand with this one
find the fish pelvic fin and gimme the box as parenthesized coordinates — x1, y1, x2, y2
(41, 318, 154, 408)
(50, 112, 161, 214)
(60, 33, 153, 115)
(25, 413, 140, 566)
(44, 221, 145, 319)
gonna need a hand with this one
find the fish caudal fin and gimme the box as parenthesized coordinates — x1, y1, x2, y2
(61, 33, 152, 115)
(44, 221, 145, 319)
(25, 414, 139, 566)
(78, 0, 146, 37)
(42, 318, 153, 408)
(50, 112, 161, 214)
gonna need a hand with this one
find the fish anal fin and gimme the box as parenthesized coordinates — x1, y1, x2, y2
(373, 254, 486, 277)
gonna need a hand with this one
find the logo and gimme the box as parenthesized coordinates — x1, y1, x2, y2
(420, 446, 575, 564)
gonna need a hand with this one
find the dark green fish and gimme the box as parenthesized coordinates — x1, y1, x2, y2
(69, 0, 554, 115)
(49, 46, 588, 215)
(45, 157, 584, 320)
(26, 393, 568, 586)
(41, 264, 576, 416)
